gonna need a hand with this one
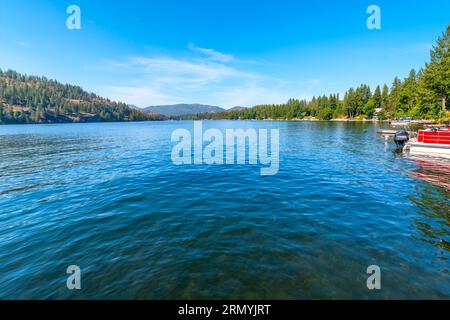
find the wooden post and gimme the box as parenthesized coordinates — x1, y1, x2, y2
(443, 96, 447, 111)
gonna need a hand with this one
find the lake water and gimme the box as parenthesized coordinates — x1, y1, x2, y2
(0, 121, 448, 299)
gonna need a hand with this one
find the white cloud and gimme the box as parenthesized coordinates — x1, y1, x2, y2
(98, 45, 302, 108)
(129, 56, 252, 86)
(100, 86, 181, 107)
(187, 43, 234, 63)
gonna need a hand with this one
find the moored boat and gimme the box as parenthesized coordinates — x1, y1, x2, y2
(405, 128, 450, 158)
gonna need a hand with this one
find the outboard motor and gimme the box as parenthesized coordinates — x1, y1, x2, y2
(394, 130, 409, 149)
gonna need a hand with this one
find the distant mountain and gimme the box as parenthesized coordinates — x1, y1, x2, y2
(0, 69, 164, 124)
(144, 104, 225, 116)
(228, 106, 247, 111)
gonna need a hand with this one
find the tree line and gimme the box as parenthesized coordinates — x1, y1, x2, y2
(179, 25, 449, 122)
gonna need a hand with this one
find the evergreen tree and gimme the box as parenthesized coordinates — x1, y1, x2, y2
(381, 84, 389, 112)
(373, 85, 382, 110)
(420, 24, 450, 111)
(388, 77, 402, 117)
(401, 69, 419, 116)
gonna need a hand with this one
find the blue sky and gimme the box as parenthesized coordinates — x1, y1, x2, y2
(0, 0, 449, 108)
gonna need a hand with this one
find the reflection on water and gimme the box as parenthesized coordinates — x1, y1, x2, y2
(410, 156, 450, 191)
(406, 156, 450, 266)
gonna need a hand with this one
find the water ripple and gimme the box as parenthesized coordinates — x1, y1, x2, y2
(0, 121, 448, 299)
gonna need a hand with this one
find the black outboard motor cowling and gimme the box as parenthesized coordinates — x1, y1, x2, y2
(394, 130, 409, 149)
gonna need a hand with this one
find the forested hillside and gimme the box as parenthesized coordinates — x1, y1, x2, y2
(182, 25, 450, 121)
(0, 70, 164, 124)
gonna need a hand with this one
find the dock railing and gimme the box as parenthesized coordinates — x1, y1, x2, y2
(418, 130, 450, 145)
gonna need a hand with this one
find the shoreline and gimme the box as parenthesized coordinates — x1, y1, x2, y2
(0, 118, 446, 126)
(1, 115, 449, 126)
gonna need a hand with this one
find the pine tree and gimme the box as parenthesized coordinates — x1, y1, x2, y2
(420, 24, 450, 111)
(381, 84, 389, 112)
(401, 69, 419, 115)
(373, 85, 382, 110)
(388, 77, 402, 117)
